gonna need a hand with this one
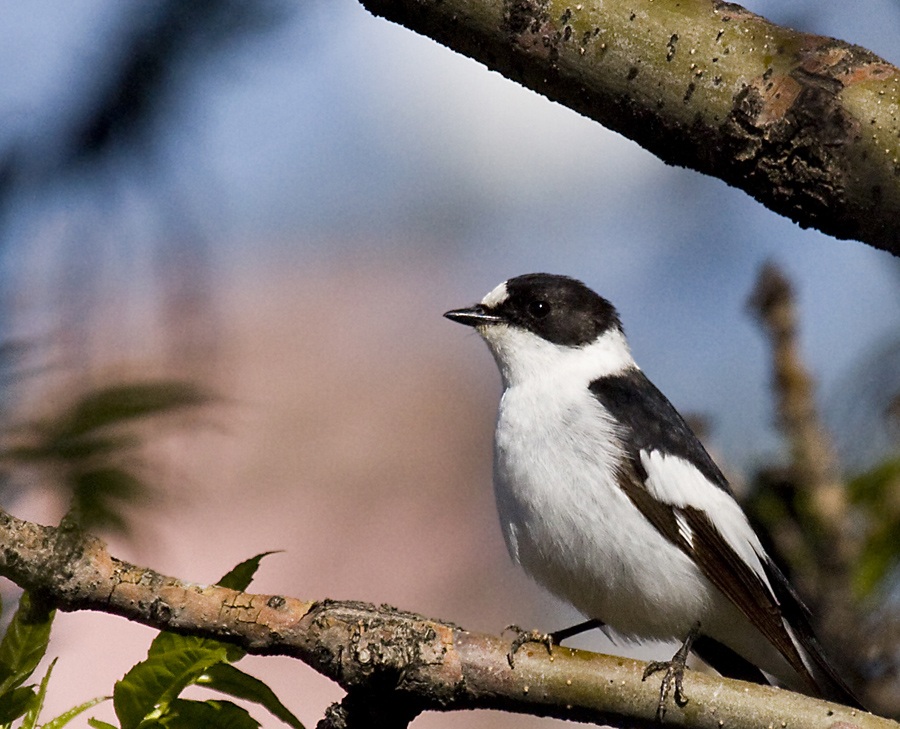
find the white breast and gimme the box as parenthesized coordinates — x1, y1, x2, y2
(493, 377, 718, 641)
(474, 316, 800, 684)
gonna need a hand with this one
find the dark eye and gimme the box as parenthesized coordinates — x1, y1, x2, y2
(527, 300, 551, 319)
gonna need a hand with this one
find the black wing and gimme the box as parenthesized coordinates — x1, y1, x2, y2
(589, 369, 729, 492)
(590, 370, 862, 707)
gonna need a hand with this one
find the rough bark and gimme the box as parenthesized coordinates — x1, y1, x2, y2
(0, 508, 895, 728)
(358, 0, 900, 256)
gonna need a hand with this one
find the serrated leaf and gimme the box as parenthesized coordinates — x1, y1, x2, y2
(158, 699, 259, 729)
(0, 685, 35, 724)
(21, 656, 56, 729)
(198, 664, 303, 729)
(0, 592, 54, 693)
(115, 552, 283, 729)
(217, 553, 279, 592)
(113, 644, 230, 729)
(41, 695, 110, 729)
(87, 719, 118, 729)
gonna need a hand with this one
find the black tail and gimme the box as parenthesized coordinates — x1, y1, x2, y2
(764, 559, 865, 709)
(693, 635, 770, 685)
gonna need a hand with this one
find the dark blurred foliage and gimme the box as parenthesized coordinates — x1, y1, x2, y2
(749, 458, 900, 714)
(0, 1, 292, 530)
(0, 381, 211, 535)
(0, 0, 293, 235)
(66, 0, 290, 166)
(746, 263, 900, 715)
(848, 457, 900, 599)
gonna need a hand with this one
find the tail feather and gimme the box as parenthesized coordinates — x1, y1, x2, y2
(764, 559, 865, 709)
(692, 635, 769, 685)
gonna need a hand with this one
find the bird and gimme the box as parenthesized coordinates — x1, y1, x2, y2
(444, 272, 862, 715)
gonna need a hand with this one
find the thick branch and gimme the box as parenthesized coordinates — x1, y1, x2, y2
(358, 0, 900, 256)
(0, 510, 893, 727)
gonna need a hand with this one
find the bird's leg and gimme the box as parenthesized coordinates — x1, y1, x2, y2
(550, 618, 606, 644)
(505, 619, 606, 667)
(642, 622, 701, 721)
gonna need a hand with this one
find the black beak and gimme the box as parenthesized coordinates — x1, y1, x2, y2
(443, 305, 503, 327)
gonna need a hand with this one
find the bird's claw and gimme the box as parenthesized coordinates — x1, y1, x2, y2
(642, 658, 689, 720)
(504, 624, 554, 667)
(642, 622, 699, 721)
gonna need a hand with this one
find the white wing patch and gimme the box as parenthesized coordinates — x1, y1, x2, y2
(675, 511, 694, 547)
(638, 449, 774, 594)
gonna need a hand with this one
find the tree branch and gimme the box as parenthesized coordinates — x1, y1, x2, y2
(748, 262, 854, 579)
(0, 508, 894, 728)
(358, 0, 900, 256)
(747, 262, 866, 694)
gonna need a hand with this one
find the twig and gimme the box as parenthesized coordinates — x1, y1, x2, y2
(748, 263, 855, 582)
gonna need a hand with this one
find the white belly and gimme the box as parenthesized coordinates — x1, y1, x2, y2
(493, 382, 716, 641)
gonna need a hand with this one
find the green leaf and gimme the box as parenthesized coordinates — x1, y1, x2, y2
(113, 643, 231, 729)
(198, 664, 304, 729)
(217, 553, 279, 592)
(147, 632, 243, 667)
(87, 719, 118, 729)
(0, 685, 35, 724)
(114, 552, 283, 729)
(41, 695, 110, 729)
(0, 592, 55, 693)
(7, 381, 211, 469)
(158, 699, 259, 729)
(21, 656, 56, 729)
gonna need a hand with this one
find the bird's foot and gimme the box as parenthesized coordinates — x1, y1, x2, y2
(642, 658, 688, 721)
(504, 625, 554, 667)
(642, 622, 700, 721)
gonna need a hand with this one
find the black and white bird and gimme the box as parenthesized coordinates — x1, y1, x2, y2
(444, 272, 861, 711)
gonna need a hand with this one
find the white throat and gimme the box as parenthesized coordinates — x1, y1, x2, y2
(477, 324, 636, 389)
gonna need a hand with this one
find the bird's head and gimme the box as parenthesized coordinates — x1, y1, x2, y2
(444, 273, 633, 387)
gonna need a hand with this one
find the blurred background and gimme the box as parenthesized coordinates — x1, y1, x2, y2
(0, 0, 898, 725)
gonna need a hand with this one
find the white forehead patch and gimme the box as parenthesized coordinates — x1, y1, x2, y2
(481, 281, 509, 308)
